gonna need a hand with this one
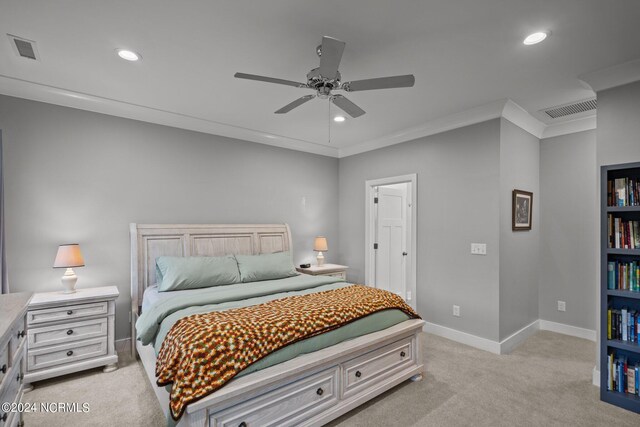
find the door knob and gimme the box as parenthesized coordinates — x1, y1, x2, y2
(402, 252, 408, 256)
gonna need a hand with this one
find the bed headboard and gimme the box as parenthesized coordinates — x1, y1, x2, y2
(129, 223, 292, 325)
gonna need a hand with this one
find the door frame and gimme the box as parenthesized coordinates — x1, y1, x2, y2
(364, 174, 417, 308)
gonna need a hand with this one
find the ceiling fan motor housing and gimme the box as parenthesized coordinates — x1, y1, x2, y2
(307, 67, 341, 98)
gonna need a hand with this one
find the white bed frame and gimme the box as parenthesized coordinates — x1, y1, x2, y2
(131, 223, 425, 427)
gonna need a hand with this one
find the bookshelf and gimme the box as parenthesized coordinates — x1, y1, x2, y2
(601, 162, 640, 413)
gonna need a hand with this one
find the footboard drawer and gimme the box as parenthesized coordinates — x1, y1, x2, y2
(210, 367, 339, 427)
(342, 336, 414, 398)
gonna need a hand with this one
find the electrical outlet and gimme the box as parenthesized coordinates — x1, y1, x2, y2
(470, 243, 487, 255)
(453, 305, 461, 317)
(557, 300, 566, 312)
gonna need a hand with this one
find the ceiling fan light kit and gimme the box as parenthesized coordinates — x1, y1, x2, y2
(234, 36, 415, 118)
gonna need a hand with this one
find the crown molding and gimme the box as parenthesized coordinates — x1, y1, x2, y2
(501, 99, 546, 138)
(0, 74, 340, 158)
(578, 58, 640, 93)
(0, 73, 599, 159)
(541, 115, 596, 139)
(339, 99, 508, 157)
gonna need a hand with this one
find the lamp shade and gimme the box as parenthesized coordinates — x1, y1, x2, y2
(53, 244, 85, 268)
(313, 236, 328, 252)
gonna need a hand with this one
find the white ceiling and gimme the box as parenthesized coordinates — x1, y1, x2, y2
(1, 0, 639, 156)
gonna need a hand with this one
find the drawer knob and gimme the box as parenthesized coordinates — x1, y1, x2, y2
(17, 330, 25, 338)
(67, 350, 74, 356)
(400, 351, 406, 358)
(16, 372, 23, 382)
(238, 422, 247, 427)
(0, 364, 6, 373)
(355, 370, 362, 378)
(316, 387, 324, 396)
(1, 413, 7, 422)
(67, 310, 73, 315)
(67, 329, 74, 335)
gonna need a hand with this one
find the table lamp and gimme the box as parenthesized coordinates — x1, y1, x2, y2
(314, 236, 328, 266)
(53, 244, 85, 293)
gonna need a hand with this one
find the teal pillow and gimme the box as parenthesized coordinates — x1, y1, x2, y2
(156, 256, 241, 292)
(235, 252, 298, 283)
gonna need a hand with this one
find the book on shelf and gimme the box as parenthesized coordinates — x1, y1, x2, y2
(607, 351, 640, 396)
(607, 260, 640, 292)
(609, 178, 640, 207)
(607, 215, 640, 249)
(607, 308, 640, 343)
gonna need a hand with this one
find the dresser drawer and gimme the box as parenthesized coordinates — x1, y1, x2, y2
(28, 337, 107, 371)
(211, 367, 339, 427)
(29, 317, 108, 349)
(28, 301, 108, 326)
(342, 337, 413, 398)
(0, 344, 7, 388)
(8, 316, 26, 365)
(0, 363, 21, 425)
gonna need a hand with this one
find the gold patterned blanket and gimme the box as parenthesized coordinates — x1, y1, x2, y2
(156, 284, 420, 420)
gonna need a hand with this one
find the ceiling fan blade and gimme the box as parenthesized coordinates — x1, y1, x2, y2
(318, 36, 346, 80)
(343, 74, 415, 92)
(274, 95, 315, 114)
(234, 72, 307, 88)
(331, 94, 365, 118)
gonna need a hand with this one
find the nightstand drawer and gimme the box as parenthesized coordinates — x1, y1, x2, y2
(325, 271, 346, 279)
(28, 337, 107, 371)
(29, 318, 108, 349)
(28, 301, 108, 326)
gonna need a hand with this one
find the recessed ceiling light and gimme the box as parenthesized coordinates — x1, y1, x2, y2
(116, 49, 141, 61)
(333, 116, 346, 122)
(523, 32, 548, 45)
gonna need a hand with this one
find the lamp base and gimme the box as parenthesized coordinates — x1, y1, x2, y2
(61, 268, 78, 294)
(316, 252, 325, 266)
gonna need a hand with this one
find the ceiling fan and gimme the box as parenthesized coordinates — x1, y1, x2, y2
(234, 36, 415, 118)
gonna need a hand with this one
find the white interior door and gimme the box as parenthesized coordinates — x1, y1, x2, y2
(375, 186, 407, 299)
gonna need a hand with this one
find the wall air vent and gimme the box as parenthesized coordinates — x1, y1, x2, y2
(543, 98, 597, 119)
(7, 34, 39, 60)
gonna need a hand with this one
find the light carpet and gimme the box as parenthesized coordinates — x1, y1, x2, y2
(23, 331, 639, 426)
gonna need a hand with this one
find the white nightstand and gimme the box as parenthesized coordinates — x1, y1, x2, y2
(23, 286, 119, 390)
(296, 264, 348, 280)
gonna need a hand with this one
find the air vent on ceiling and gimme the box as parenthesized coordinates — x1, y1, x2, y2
(543, 98, 597, 119)
(7, 34, 39, 60)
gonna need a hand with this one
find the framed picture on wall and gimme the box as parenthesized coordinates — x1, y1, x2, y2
(512, 189, 533, 231)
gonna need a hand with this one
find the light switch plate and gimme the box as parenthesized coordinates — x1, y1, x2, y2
(471, 243, 487, 255)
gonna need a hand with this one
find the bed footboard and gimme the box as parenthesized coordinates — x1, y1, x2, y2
(138, 319, 424, 427)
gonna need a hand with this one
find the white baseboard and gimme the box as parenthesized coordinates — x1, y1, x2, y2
(538, 319, 596, 341)
(499, 320, 540, 354)
(592, 366, 600, 387)
(423, 322, 501, 354)
(425, 319, 596, 355)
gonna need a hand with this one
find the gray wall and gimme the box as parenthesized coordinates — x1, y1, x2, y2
(498, 119, 540, 340)
(339, 120, 502, 341)
(538, 129, 597, 331)
(0, 95, 339, 341)
(597, 81, 640, 166)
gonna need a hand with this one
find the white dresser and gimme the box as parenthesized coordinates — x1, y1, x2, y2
(0, 292, 31, 427)
(23, 286, 119, 389)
